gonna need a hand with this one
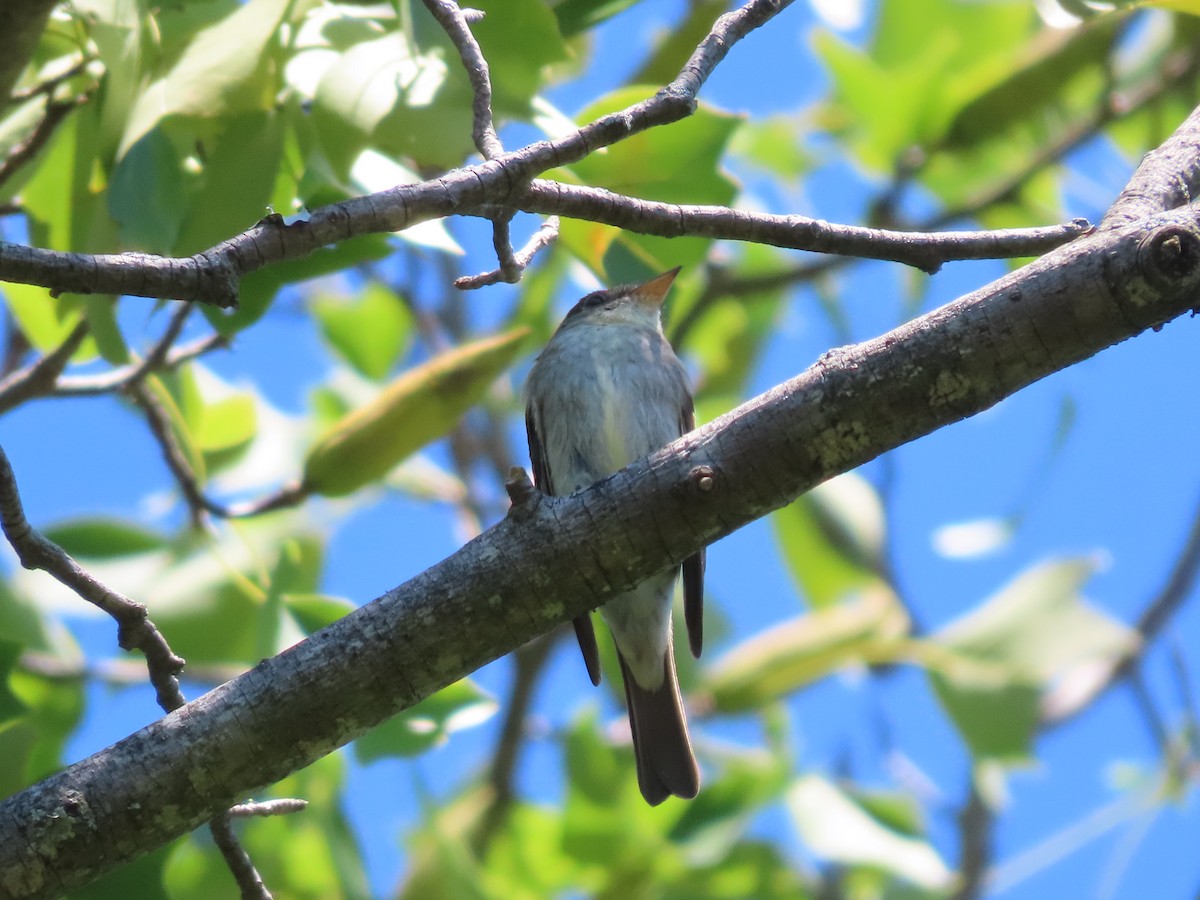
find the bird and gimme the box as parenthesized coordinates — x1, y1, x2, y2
(524, 267, 704, 805)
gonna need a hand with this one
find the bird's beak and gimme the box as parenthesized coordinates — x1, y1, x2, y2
(632, 267, 681, 309)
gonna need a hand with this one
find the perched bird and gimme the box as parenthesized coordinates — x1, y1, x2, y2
(524, 267, 704, 805)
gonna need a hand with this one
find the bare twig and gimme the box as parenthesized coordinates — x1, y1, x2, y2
(515, 181, 1091, 273)
(226, 799, 309, 818)
(127, 379, 308, 524)
(0, 320, 88, 414)
(455, 215, 560, 289)
(474, 634, 557, 852)
(0, 444, 186, 712)
(952, 781, 995, 900)
(421, 0, 502, 160)
(1042, 497, 1200, 727)
(0, 95, 90, 193)
(55, 330, 229, 395)
(210, 813, 272, 900)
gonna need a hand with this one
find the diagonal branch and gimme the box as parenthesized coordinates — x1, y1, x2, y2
(3, 197, 1199, 896)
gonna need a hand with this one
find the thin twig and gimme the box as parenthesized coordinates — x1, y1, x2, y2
(0, 94, 90, 193)
(455, 215, 560, 289)
(55, 330, 229, 395)
(1042, 497, 1200, 726)
(0, 444, 186, 712)
(127, 379, 308, 523)
(515, 181, 1091, 273)
(210, 813, 273, 900)
(421, 0, 503, 160)
(952, 781, 995, 900)
(227, 799, 309, 818)
(0, 320, 88, 415)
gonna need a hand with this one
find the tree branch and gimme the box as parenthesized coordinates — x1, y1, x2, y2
(0, 0, 793, 306)
(3, 196, 1199, 896)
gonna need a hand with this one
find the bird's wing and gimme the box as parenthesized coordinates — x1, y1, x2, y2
(526, 404, 602, 686)
(680, 394, 705, 659)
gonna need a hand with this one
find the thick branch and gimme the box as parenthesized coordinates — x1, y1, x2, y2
(1102, 103, 1200, 228)
(2, 203, 1200, 897)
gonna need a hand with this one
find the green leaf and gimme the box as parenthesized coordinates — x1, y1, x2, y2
(471, 0, 569, 114)
(164, 754, 368, 900)
(173, 109, 285, 255)
(194, 394, 258, 455)
(312, 282, 414, 381)
(773, 473, 886, 609)
(786, 774, 953, 891)
(926, 557, 1137, 760)
(552, 0, 642, 38)
(554, 86, 740, 277)
(703, 586, 910, 713)
(283, 593, 357, 634)
(301, 327, 530, 497)
(108, 127, 188, 253)
(218, 233, 394, 336)
(355, 680, 498, 761)
(42, 518, 168, 559)
(312, 30, 473, 174)
(74, 846, 172, 900)
(119, 0, 291, 157)
(0, 669, 85, 792)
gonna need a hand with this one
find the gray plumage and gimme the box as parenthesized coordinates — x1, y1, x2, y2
(524, 268, 704, 805)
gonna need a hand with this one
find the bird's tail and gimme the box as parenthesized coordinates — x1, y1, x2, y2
(617, 640, 700, 805)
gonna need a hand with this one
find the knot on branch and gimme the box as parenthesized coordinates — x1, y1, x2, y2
(504, 467, 542, 521)
(1138, 224, 1200, 291)
(690, 465, 719, 494)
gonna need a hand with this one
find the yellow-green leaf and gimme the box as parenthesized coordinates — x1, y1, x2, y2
(301, 328, 529, 497)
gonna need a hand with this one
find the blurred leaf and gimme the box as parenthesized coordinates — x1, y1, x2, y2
(222, 234, 394, 336)
(302, 327, 530, 497)
(400, 787, 492, 900)
(728, 115, 812, 178)
(120, 0, 290, 156)
(74, 846, 172, 900)
(355, 680, 498, 761)
(479, 803, 578, 898)
(284, 593, 357, 634)
(704, 585, 910, 713)
(42, 518, 168, 559)
(941, 19, 1120, 150)
(774, 473, 887, 609)
(164, 754, 368, 900)
(554, 86, 740, 277)
(0, 642, 27, 724)
(664, 840, 814, 899)
(1, 283, 83, 353)
(553, 0, 642, 38)
(472, 0, 570, 114)
(786, 774, 953, 891)
(312, 282, 414, 381)
(629, 1, 725, 86)
(312, 30, 473, 174)
(144, 373, 207, 485)
(927, 557, 1138, 760)
(0, 670, 84, 793)
(108, 127, 188, 253)
(194, 394, 258, 456)
(173, 109, 285, 255)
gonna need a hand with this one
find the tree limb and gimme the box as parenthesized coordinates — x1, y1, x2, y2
(2, 196, 1199, 897)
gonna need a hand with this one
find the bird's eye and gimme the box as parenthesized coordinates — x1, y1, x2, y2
(582, 291, 608, 308)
